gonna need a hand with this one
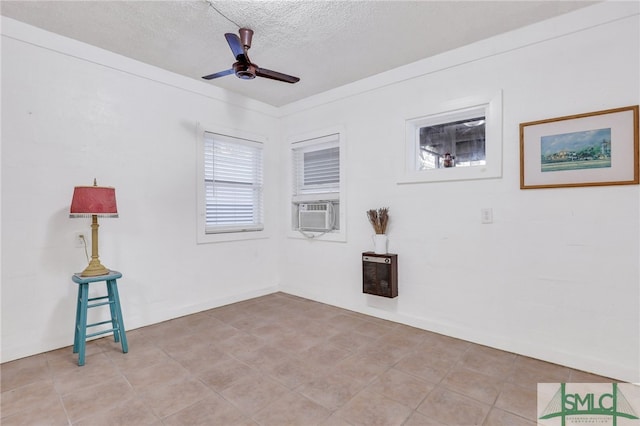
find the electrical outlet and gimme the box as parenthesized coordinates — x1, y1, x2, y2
(481, 208, 493, 224)
(74, 232, 87, 248)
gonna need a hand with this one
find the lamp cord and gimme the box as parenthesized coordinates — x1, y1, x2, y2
(205, 0, 241, 29)
(80, 235, 89, 263)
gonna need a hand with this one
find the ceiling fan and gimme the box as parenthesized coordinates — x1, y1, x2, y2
(202, 28, 300, 84)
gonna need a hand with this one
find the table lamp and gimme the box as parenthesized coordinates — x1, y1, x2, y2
(69, 179, 118, 277)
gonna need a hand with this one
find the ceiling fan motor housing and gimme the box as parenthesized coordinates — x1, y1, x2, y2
(234, 62, 256, 79)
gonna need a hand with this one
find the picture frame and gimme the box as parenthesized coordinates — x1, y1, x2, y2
(520, 105, 639, 189)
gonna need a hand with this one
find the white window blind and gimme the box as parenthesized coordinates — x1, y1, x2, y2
(292, 135, 340, 195)
(204, 132, 263, 233)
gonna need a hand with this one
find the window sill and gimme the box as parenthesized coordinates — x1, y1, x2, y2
(197, 229, 271, 244)
(397, 164, 501, 184)
(286, 229, 346, 243)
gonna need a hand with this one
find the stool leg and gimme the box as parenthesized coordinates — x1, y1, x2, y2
(106, 280, 120, 343)
(76, 283, 89, 366)
(73, 284, 83, 354)
(108, 279, 128, 354)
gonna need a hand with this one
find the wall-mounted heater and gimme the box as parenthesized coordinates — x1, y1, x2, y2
(298, 202, 333, 232)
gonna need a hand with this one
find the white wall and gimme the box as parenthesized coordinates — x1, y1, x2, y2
(1, 18, 282, 362)
(279, 2, 640, 382)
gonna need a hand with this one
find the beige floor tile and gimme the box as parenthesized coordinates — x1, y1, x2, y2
(298, 320, 343, 341)
(247, 321, 292, 340)
(62, 376, 135, 423)
(352, 317, 397, 338)
(43, 345, 77, 360)
(221, 371, 290, 415)
(47, 349, 109, 377)
(509, 355, 572, 387)
(0, 394, 68, 426)
(394, 350, 455, 384)
(334, 387, 413, 426)
(298, 371, 369, 411)
(387, 324, 430, 343)
(96, 328, 154, 353)
(215, 331, 265, 355)
(356, 339, 415, 366)
(74, 396, 160, 425)
(51, 352, 120, 395)
(252, 390, 332, 426)
(196, 356, 255, 392)
(403, 411, 446, 425)
(209, 304, 252, 323)
(153, 330, 210, 358)
(232, 342, 291, 371)
(123, 358, 190, 392)
(483, 407, 536, 426)
(331, 314, 377, 330)
(265, 356, 326, 389)
(375, 328, 426, 353)
(417, 387, 491, 425)
(106, 344, 172, 372)
(318, 413, 355, 426)
(367, 368, 435, 409)
(458, 345, 516, 379)
(422, 332, 473, 354)
(300, 342, 352, 367)
(269, 331, 323, 353)
(228, 312, 278, 332)
(441, 365, 504, 405)
(168, 343, 228, 374)
(139, 376, 213, 419)
(335, 353, 389, 385)
(0, 353, 51, 391)
(163, 393, 254, 426)
(195, 317, 242, 347)
(0, 292, 617, 425)
(137, 319, 192, 342)
(170, 310, 219, 330)
(1, 379, 59, 419)
(494, 382, 538, 421)
(328, 329, 374, 352)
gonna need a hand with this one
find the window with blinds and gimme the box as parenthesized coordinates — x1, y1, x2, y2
(292, 135, 340, 196)
(204, 132, 263, 233)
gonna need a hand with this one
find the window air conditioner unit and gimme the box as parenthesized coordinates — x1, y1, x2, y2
(298, 202, 332, 232)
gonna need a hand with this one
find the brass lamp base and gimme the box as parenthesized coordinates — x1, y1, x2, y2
(80, 259, 110, 277)
(79, 214, 110, 277)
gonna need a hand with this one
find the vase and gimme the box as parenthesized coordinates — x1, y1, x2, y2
(373, 234, 388, 254)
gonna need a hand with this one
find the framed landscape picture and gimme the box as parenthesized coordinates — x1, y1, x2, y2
(520, 105, 639, 189)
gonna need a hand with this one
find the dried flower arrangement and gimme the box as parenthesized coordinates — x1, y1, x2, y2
(367, 207, 389, 235)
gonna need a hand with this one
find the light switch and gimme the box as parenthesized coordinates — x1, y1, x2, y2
(481, 208, 493, 224)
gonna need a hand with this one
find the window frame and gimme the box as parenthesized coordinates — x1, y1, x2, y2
(196, 123, 269, 244)
(287, 127, 346, 242)
(400, 91, 503, 184)
(292, 134, 340, 200)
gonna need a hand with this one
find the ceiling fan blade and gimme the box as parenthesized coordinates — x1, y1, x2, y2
(202, 68, 234, 80)
(255, 67, 300, 84)
(224, 33, 246, 61)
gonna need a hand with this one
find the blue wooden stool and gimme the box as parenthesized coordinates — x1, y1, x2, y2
(72, 270, 128, 366)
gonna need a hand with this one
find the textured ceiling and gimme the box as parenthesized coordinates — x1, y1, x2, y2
(1, 1, 597, 107)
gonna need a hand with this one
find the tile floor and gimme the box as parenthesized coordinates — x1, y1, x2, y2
(1, 292, 614, 425)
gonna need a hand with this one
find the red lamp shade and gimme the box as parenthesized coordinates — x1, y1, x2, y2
(69, 186, 118, 218)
